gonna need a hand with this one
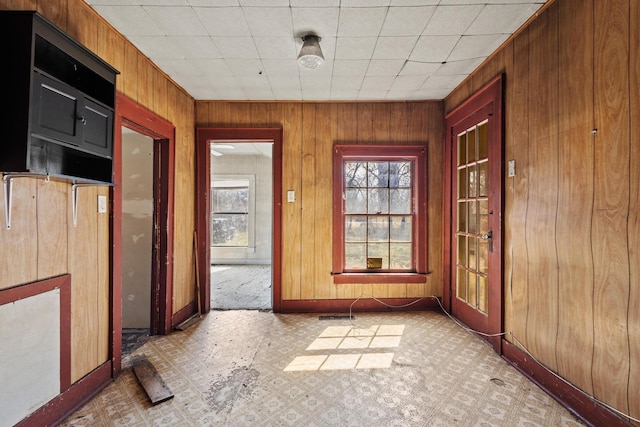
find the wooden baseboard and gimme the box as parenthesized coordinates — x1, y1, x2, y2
(501, 339, 632, 427)
(16, 362, 112, 427)
(280, 297, 440, 313)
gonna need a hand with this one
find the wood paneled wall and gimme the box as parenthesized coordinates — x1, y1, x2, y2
(196, 101, 444, 302)
(0, 0, 196, 383)
(446, 0, 640, 423)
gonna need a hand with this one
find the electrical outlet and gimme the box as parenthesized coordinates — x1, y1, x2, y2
(287, 190, 295, 203)
(98, 195, 107, 213)
(508, 160, 516, 177)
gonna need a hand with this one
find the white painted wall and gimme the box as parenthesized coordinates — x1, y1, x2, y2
(121, 129, 154, 328)
(211, 152, 272, 264)
(0, 289, 60, 427)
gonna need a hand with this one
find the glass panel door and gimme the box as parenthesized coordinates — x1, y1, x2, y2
(456, 121, 489, 314)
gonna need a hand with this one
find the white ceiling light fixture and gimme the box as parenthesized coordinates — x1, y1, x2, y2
(297, 35, 324, 70)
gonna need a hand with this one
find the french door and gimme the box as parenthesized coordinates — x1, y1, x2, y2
(445, 76, 503, 351)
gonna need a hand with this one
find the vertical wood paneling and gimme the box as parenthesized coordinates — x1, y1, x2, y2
(37, 0, 66, 29)
(37, 181, 68, 280)
(196, 101, 443, 305)
(523, 4, 559, 370)
(555, 0, 594, 395)
(425, 101, 445, 298)
(629, 1, 640, 422)
(313, 103, 335, 300)
(447, 0, 639, 422)
(68, 187, 99, 382)
(335, 104, 358, 300)
(591, 0, 630, 413)
(97, 187, 109, 363)
(0, 0, 35, 9)
(123, 43, 138, 101)
(505, 30, 530, 351)
(0, 180, 37, 289)
(300, 103, 316, 300)
(137, 56, 153, 108)
(281, 103, 303, 300)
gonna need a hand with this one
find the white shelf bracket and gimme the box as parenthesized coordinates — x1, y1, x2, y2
(3, 173, 47, 230)
(71, 182, 114, 227)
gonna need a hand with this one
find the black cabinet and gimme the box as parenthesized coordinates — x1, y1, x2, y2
(0, 11, 118, 183)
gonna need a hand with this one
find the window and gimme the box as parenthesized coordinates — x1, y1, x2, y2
(333, 145, 427, 284)
(211, 176, 255, 247)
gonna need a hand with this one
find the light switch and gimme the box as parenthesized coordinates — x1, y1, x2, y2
(98, 195, 107, 213)
(287, 190, 295, 203)
(508, 160, 516, 177)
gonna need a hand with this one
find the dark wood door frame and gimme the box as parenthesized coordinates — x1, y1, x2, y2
(112, 93, 175, 376)
(444, 74, 504, 352)
(196, 127, 283, 314)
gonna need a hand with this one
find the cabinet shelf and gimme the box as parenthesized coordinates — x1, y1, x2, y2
(0, 11, 118, 184)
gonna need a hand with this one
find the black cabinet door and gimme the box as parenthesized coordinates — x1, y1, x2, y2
(31, 71, 83, 146)
(81, 98, 113, 158)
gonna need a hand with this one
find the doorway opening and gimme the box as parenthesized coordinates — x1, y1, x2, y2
(111, 94, 175, 375)
(120, 127, 154, 353)
(196, 128, 283, 314)
(210, 142, 273, 310)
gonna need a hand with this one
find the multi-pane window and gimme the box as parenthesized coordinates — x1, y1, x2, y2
(333, 145, 427, 283)
(211, 179, 250, 247)
(344, 161, 413, 270)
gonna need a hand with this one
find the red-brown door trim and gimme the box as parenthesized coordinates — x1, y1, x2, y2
(196, 127, 283, 314)
(444, 74, 504, 352)
(113, 93, 175, 375)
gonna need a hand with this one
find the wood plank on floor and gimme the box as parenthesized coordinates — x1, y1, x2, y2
(132, 355, 174, 405)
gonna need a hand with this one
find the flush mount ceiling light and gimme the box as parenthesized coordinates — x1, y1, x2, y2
(297, 35, 324, 70)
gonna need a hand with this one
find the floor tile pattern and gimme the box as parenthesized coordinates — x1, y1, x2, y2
(62, 310, 584, 427)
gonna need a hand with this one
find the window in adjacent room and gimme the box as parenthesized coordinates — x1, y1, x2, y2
(332, 145, 427, 284)
(211, 175, 255, 248)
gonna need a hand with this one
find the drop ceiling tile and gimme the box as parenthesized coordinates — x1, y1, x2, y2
(423, 5, 483, 36)
(188, 0, 238, 5)
(391, 75, 427, 91)
(128, 35, 185, 58)
(366, 59, 405, 76)
(236, 74, 272, 89)
(261, 59, 300, 77)
(333, 60, 369, 77)
(194, 7, 249, 37)
(390, 0, 439, 5)
(447, 34, 502, 61)
(357, 89, 389, 100)
(153, 58, 201, 77)
(172, 36, 221, 59)
(273, 89, 303, 100)
(440, 0, 544, 4)
(302, 88, 330, 100)
(410, 35, 460, 63)
(338, 8, 387, 37)
(88, 0, 188, 4)
(213, 36, 259, 58)
(254, 37, 297, 59)
(143, 6, 207, 35)
(224, 58, 265, 76)
(240, 0, 288, 5)
(244, 7, 293, 37)
(190, 58, 234, 75)
(342, 0, 389, 6)
(334, 37, 377, 60)
(433, 57, 483, 76)
(380, 6, 435, 36)
(291, 7, 339, 39)
(331, 89, 360, 100)
(372, 36, 418, 60)
(421, 74, 464, 89)
(267, 77, 302, 91)
(466, 4, 541, 35)
(300, 75, 332, 89)
(290, 0, 339, 6)
(331, 75, 364, 90)
(361, 75, 395, 91)
(399, 61, 441, 76)
(91, 6, 162, 36)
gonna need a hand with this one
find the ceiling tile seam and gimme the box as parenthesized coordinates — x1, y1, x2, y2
(354, 6, 391, 100)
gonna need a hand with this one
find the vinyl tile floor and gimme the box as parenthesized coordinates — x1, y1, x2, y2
(62, 310, 584, 427)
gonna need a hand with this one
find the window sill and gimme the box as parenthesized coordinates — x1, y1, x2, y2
(332, 272, 427, 284)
